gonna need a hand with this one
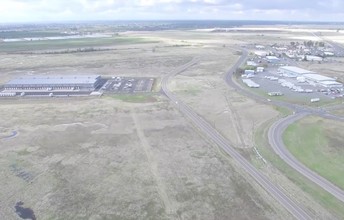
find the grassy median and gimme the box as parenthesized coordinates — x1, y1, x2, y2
(254, 111, 344, 219)
(283, 116, 344, 190)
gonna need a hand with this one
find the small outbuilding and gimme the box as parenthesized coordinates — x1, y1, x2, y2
(256, 67, 264, 72)
(306, 55, 323, 62)
(254, 51, 267, 57)
(255, 45, 265, 49)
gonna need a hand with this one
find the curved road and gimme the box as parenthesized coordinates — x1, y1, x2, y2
(225, 50, 344, 203)
(161, 58, 312, 219)
(268, 113, 344, 203)
(1, 131, 18, 140)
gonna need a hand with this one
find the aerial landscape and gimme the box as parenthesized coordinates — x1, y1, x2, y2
(0, 1, 344, 220)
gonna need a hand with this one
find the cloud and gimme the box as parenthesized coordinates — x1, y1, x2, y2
(0, 0, 343, 22)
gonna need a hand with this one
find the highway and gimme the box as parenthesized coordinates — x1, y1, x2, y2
(161, 57, 313, 219)
(225, 49, 344, 203)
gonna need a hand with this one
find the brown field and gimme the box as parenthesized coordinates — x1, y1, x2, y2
(0, 96, 287, 220)
(1, 28, 342, 219)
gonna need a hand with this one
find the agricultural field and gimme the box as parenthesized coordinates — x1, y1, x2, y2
(0, 35, 158, 53)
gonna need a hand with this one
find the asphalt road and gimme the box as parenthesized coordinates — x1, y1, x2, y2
(268, 113, 344, 203)
(161, 57, 312, 220)
(225, 49, 344, 204)
(1, 131, 18, 140)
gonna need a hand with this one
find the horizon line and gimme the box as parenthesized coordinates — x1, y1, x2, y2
(1, 19, 344, 25)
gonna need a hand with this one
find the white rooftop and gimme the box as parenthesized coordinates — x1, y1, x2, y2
(266, 56, 279, 60)
(279, 66, 314, 74)
(306, 55, 323, 60)
(242, 79, 260, 87)
(254, 51, 267, 56)
(247, 61, 257, 66)
(303, 74, 336, 82)
(320, 81, 342, 85)
(6, 75, 100, 85)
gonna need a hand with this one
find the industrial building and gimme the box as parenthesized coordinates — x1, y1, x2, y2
(254, 51, 267, 57)
(244, 70, 255, 75)
(247, 61, 258, 66)
(319, 81, 343, 88)
(278, 66, 315, 78)
(255, 45, 265, 49)
(306, 55, 323, 62)
(277, 66, 343, 88)
(265, 56, 280, 63)
(303, 73, 335, 82)
(4, 75, 102, 91)
(256, 67, 264, 72)
(324, 51, 334, 56)
(303, 74, 343, 88)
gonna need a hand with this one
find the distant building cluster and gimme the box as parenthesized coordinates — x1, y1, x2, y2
(278, 66, 343, 88)
(254, 40, 337, 63)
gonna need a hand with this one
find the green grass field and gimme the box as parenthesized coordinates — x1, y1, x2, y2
(253, 113, 344, 219)
(0, 30, 70, 39)
(283, 116, 344, 190)
(0, 36, 158, 53)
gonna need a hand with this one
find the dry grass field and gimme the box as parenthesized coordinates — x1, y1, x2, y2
(0, 27, 342, 219)
(0, 34, 288, 219)
(0, 97, 286, 220)
(166, 37, 336, 219)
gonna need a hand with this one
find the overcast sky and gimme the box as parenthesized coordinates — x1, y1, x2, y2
(1, 0, 344, 23)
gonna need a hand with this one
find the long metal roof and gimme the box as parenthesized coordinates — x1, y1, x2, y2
(279, 66, 314, 74)
(6, 75, 100, 85)
(303, 74, 335, 81)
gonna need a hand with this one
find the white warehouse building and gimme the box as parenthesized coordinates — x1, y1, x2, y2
(303, 74, 343, 88)
(278, 66, 343, 88)
(254, 51, 267, 57)
(278, 66, 315, 78)
(306, 55, 323, 62)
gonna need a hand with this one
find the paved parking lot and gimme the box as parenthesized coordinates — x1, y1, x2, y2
(244, 44, 343, 102)
(0, 77, 155, 98)
(101, 77, 155, 94)
(246, 70, 343, 101)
